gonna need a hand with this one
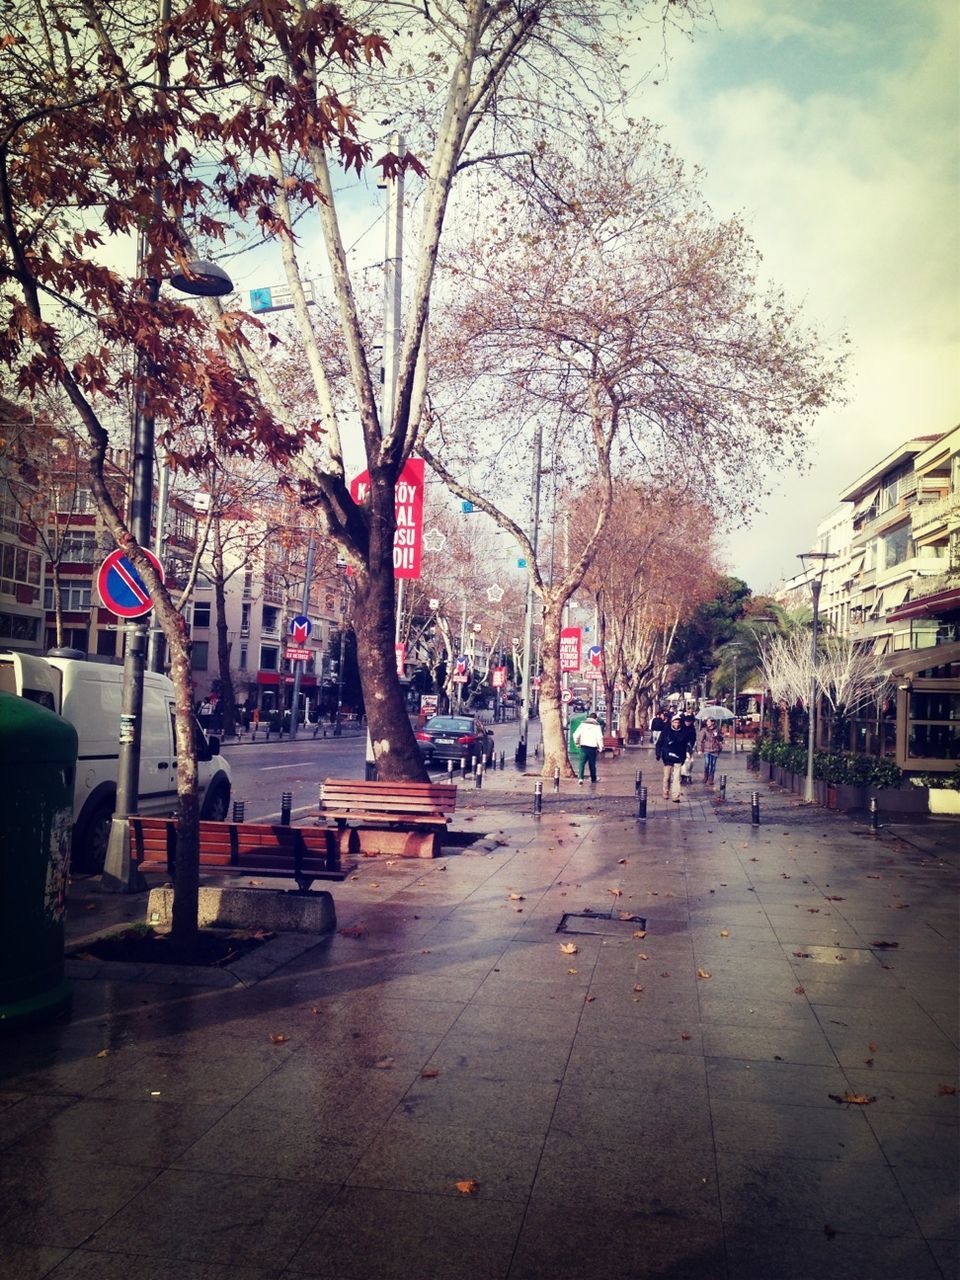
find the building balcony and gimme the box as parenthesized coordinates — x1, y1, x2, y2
(911, 491, 958, 538)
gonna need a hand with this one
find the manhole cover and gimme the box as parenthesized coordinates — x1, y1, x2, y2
(557, 910, 647, 937)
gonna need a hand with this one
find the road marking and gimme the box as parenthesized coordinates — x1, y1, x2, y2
(260, 763, 305, 770)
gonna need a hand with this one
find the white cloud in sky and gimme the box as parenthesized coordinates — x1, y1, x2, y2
(631, 0, 959, 590)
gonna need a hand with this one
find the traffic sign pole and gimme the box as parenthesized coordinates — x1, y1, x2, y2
(289, 538, 315, 741)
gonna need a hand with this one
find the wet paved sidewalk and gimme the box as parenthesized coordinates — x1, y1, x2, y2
(1, 745, 957, 1279)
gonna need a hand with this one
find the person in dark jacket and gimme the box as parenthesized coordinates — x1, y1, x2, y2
(656, 714, 689, 802)
(650, 710, 666, 747)
(680, 713, 698, 784)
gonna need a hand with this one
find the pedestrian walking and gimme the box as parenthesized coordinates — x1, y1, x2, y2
(656, 713, 689, 802)
(680, 713, 697, 784)
(573, 712, 604, 784)
(699, 718, 724, 784)
(650, 709, 665, 748)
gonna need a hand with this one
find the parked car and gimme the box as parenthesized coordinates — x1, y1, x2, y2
(0, 649, 232, 873)
(416, 715, 495, 766)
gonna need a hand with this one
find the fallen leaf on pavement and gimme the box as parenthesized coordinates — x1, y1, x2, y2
(96, 1049, 109, 1058)
(871, 940, 899, 949)
(939, 1084, 957, 1096)
(567, 968, 578, 975)
(633, 985, 644, 993)
(869, 1041, 878, 1052)
(720, 930, 729, 938)
(867, 874, 880, 879)
(560, 942, 579, 955)
(638, 953, 649, 961)
(373, 1056, 394, 1069)
(825, 896, 845, 902)
(455, 1180, 479, 1195)
(618, 858, 628, 864)
(807, 908, 820, 914)
(585, 995, 596, 1003)
(509, 893, 525, 901)
(659, 971, 671, 978)
(608, 888, 623, 898)
(270, 1034, 289, 1045)
(339, 926, 365, 938)
(632, 930, 646, 939)
(828, 1092, 876, 1106)
(794, 986, 806, 995)
(681, 1034, 691, 1041)
(697, 968, 711, 980)
(793, 951, 811, 959)
(420, 1068, 440, 1079)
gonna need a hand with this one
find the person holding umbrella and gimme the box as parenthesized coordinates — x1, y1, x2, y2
(699, 717, 724, 785)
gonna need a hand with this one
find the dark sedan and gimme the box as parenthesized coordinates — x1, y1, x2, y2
(416, 715, 495, 766)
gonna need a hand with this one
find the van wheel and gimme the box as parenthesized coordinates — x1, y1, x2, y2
(76, 799, 114, 875)
(200, 780, 230, 822)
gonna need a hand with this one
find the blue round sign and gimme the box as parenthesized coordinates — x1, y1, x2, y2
(96, 548, 164, 619)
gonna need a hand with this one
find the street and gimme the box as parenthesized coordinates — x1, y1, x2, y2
(224, 719, 524, 823)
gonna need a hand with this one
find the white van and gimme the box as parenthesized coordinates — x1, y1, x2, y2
(0, 650, 232, 873)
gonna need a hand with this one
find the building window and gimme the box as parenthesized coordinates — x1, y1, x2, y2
(880, 463, 911, 513)
(881, 524, 911, 569)
(262, 605, 280, 634)
(260, 644, 279, 671)
(0, 483, 22, 535)
(239, 644, 248, 670)
(59, 529, 97, 562)
(0, 610, 40, 641)
(191, 641, 209, 671)
(240, 602, 250, 636)
(1, 543, 41, 596)
(174, 509, 197, 542)
(193, 600, 212, 629)
(96, 629, 117, 657)
(43, 582, 92, 611)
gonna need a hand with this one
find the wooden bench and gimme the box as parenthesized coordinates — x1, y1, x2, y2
(318, 778, 458, 860)
(602, 736, 622, 758)
(129, 816, 352, 893)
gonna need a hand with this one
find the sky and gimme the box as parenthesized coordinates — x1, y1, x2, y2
(640, 0, 959, 592)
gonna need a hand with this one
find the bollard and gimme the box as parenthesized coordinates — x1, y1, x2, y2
(447, 759, 454, 781)
(280, 791, 292, 826)
(638, 785, 648, 821)
(869, 796, 878, 831)
(751, 791, 760, 826)
(533, 780, 543, 815)
(232, 800, 245, 823)
(475, 762, 483, 789)
(635, 769, 643, 795)
(499, 750, 505, 771)
(718, 775, 727, 803)
(553, 766, 560, 793)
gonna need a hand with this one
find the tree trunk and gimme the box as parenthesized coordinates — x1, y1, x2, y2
(162, 609, 201, 960)
(539, 599, 574, 778)
(353, 471, 428, 782)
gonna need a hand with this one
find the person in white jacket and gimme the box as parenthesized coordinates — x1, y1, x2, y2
(573, 712, 605, 784)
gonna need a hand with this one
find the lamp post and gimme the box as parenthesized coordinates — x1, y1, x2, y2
(797, 551, 838, 804)
(748, 616, 776, 737)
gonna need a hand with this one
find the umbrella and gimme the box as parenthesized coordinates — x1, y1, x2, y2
(695, 705, 734, 721)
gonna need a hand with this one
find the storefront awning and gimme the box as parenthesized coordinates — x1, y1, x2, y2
(886, 585, 960, 623)
(852, 487, 880, 517)
(883, 639, 960, 677)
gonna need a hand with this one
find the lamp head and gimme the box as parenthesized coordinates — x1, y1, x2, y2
(169, 258, 234, 297)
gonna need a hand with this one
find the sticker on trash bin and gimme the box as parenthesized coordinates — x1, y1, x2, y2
(46, 808, 72, 922)
(119, 714, 136, 745)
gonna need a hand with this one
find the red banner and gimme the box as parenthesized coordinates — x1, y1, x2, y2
(350, 457, 425, 579)
(560, 626, 581, 672)
(491, 666, 507, 688)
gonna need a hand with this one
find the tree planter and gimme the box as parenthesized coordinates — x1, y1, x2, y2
(928, 790, 960, 815)
(834, 783, 868, 812)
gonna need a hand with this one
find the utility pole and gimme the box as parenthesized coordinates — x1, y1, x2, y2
(288, 535, 315, 741)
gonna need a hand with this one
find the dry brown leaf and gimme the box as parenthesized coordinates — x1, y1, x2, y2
(455, 1180, 479, 1195)
(697, 968, 712, 980)
(633, 985, 644, 993)
(509, 893, 525, 901)
(871, 940, 899, 949)
(420, 1068, 440, 1079)
(339, 926, 365, 938)
(311, 1007, 320, 1016)
(270, 1034, 289, 1045)
(96, 1049, 109, 1058)
(585, 995, 596, 1003)
(720, 930, 729, 938)
(373, 1056, 394, 1069)
(868, 1041, 878, 1053)
(828, 1092, 876, 1106)
(938, 1084, 957, 1096)
(659, 971, 671, 978)
(638, 953, 649, 961)
(560, 942, 579, 955)
(794, 986, 806, 995)
(618, 858, 628, 864)
(632, 930, 646, 939)
(608, 888, 623, 898)
(567, 968, 578, 975)
(681, 1034, 691, 1041)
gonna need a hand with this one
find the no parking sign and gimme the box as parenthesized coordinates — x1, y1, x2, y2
(96, 548, 164, 618)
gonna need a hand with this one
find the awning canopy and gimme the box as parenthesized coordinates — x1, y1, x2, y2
(882, 580, 911, 614)
(852, 487, 880, 518)
(883, 640, 960, 678)
(886, 585, 960, 622)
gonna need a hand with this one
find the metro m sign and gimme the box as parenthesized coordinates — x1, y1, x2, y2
(350, 458, 424, 579)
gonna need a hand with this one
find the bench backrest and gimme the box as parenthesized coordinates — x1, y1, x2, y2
(320, 778, 457, 816)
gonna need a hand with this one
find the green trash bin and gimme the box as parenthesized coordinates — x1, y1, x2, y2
(568, 712, 588, 756)
(0, 691, 78, 1027)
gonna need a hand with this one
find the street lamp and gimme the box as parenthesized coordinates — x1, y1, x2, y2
(100, 255, 234, 894)
(797, 551, 838, 803)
